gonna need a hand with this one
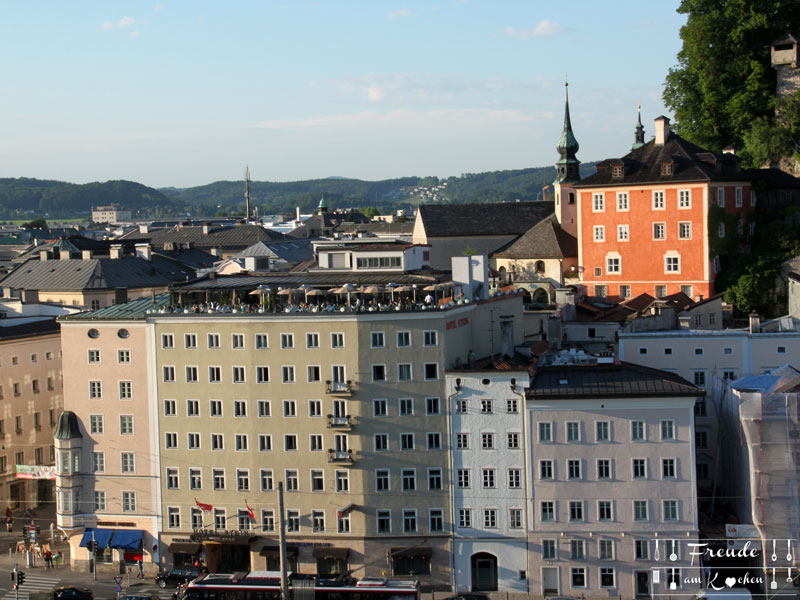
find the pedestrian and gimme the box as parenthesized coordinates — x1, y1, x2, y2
(45, 549, 52, 569)
(53, 550, 60, 568)
(5, 506, 11, 519)
(137, 557, 144, 578)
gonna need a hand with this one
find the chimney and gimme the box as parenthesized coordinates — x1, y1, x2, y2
(138, 224, 149, 234)
(39, 250, 50, 262)
(749, 311, 761, 334)
(499, 315, 515, 358)
(202, 223, 212, 234)
(59, 248, 72, 260)
(135, 243, 152, 261)
(110, 244, 123, 259)
(296, 206, 301, 222)
(654, 116, 671, 146)
(81, 249, 93, 260)
(210, 248, 221, 257)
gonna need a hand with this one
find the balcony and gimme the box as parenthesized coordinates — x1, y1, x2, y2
(327, 415, 352, 430)
(325, 380, 353, 396)
(328, 449, 355, 464)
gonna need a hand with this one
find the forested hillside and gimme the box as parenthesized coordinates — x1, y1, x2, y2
(0, 178, 176, 219)
(0, 163, 597, 220)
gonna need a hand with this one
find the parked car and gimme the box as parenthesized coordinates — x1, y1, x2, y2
(155, 567, 204, 588)
(30, 587, 94, 600)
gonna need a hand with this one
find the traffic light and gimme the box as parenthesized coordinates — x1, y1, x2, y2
(86, 541, 94, 552)
(21, 525, 27, 537)
(16, 571, 24, 586)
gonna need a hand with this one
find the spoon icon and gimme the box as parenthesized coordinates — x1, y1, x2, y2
(787, 540, 793, 562)
(654, 539, 660, 561)
(670, 540, 678, 561)
(773, 539, 778, 562)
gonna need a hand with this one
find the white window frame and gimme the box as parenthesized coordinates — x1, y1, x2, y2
(616, 192, 629, 212)
(652, 190, 665, 210)
(592, 193, 605, 213)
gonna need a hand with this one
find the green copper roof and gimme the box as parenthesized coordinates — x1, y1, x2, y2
(61, 293, 171, 320)
(318, 195, 328, 209)
(557, 86, 579, 156)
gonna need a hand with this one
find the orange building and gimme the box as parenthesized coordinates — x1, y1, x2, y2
(567, 114, 767, 300)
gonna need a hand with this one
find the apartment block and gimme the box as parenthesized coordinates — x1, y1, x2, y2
(446, 363, 529, 593)
(0, 318, 62, 510)
(527, 362, 702, 599)
(55, 290, 524, 587)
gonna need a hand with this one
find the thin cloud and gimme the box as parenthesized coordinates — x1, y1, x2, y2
(532, 19, 566, 37)
(366, 86, 384, 102)
(99, 21, 114, 31)
(252, 108, 537, 132)
(387, 8, 411, 19)
(128, 31, 141, 39)
(118, 16, 136, 28)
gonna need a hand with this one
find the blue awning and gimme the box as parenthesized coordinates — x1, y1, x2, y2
(110, 529, 143, 549)
(79, 528, 114, 548)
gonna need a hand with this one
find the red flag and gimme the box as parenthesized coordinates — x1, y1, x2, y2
(195, 498, 213, 512)
(245, 500, 255, 521)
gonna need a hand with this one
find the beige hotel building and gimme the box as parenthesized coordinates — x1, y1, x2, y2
(55, 291, 523, 587)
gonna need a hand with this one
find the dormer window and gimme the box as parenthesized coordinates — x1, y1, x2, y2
(661, 161, 674, 176)
(612, 165, 624, 178)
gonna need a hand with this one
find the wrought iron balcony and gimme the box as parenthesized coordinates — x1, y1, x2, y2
(325, 380, 353, 395)
(327, 415, 352, 429)
(328, 449, 355, 464)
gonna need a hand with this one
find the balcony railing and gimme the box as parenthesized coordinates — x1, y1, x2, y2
(325, 380, 353, 395)
(327, 415, 352, 429)
(328, 449, 355, 464)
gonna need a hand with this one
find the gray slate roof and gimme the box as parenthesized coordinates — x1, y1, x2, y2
(118, 224, 287, 249)
(0, 257, 174, 291)
(334, 221, 415, 236)
(417, 201, 555, 238)
(529, 362, 702, 399)
(492, 214, 577, 259)
(573, 133, 789, 188)
(232, 239, 313, 264)
(0, 318, 60, 340)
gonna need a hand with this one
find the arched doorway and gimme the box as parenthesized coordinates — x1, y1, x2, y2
(471, 552, 498, 591)
(532, 287, 550, 304)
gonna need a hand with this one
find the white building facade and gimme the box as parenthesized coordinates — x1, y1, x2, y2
(446, 366, 529, 593)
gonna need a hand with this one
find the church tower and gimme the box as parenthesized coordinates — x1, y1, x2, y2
(631, 103, 646, 150)
(554, 82, 580, 237)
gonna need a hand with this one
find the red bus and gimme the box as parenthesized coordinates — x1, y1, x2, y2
(178, 572, 420, 600)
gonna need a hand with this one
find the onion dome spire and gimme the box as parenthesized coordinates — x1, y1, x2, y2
(555, 80, 581, 183)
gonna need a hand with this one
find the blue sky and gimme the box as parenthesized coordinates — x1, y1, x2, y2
(0, 2, 686, 188)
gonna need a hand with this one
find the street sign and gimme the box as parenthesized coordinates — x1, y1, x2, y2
(726, 523, 760, 538)
(113, 576, 122, 584)
(115, 585, 122, 593)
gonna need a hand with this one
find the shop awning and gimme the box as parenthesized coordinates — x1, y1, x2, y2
(169, 542, 201, 554)
(79, 528, 114, 548)
(312, 547, 349, 560)
(260, 544, 298, 557)
(110, 529, 143, 549)
(391, 546, 432, 558)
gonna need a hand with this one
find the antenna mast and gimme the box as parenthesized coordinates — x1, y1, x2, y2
(244, 165, 252, 222)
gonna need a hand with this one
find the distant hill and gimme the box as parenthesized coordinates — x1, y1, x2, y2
(165, 163, 597, 216)
(0, 163, 597, 220)
(0, 178, 177, 219)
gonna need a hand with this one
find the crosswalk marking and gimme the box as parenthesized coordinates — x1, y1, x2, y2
(1, 572, 60, 600)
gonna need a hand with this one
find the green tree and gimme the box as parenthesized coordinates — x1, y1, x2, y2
(21, 217, 48, 229)
(663, 0, 800, 152)
(742, 90, 800, 165)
